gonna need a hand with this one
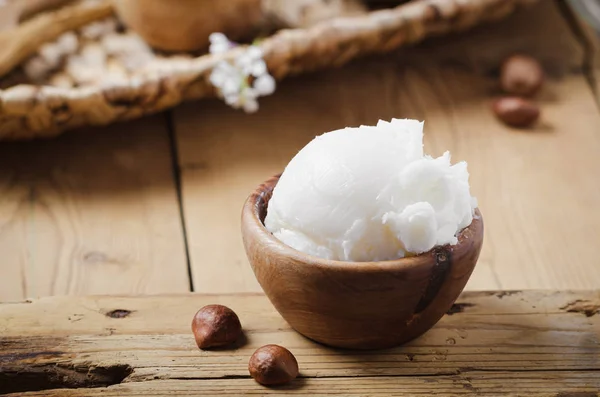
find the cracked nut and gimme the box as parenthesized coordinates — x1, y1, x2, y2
(192, 305, 242, 349)
(500, 54, 544, 97)
(248, 344, 299, 386)
(493, 97, 540, 128)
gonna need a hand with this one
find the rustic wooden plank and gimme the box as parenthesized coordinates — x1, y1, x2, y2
(0, 291, 598, 395)
(173, 0, 600, 292)
(0, 115, 190, 301)
(8, 373, 600, 396)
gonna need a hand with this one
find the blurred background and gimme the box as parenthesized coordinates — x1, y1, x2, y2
(0, 0, 598, 301)
(569, 0, 600, 34)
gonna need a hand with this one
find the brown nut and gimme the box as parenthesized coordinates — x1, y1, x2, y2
(492, 97, 540, 128)
(248, 344, 299, 386)
(192, 305, 242, 349)
(500, 54, 544, 97)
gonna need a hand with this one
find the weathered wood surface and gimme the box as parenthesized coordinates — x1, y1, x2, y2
(0, 291, 599, 395)
(173, 0, 600, 293)
(0, 115, 190, 301)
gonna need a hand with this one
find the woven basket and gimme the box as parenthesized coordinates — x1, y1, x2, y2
(0, 0, 538, 140)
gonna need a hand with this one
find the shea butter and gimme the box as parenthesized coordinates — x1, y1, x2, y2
(265, 119, 478, 262)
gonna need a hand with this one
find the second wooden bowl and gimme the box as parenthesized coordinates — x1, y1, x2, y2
(241, 175, 484, 350)
(113, 0, 263, 51)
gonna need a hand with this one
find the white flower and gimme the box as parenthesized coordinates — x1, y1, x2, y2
(243, 96, 259, 113)
(253, 74, 276, 96)
(250, 59, 267, 77)
(210, 65, 227, 87)
(209, 32, 233, 54)
(221, 86, 259, 114)
(246, 46, 263, 60)
(208, 33, 276, 113)
(222, 77, 241, 96)
(224, 93, 239, 106)
(244, 87, 258, 100)
(210, 61, 240, 92)
(236, 46, 266, 76)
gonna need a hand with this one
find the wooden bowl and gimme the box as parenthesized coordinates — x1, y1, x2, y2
(113, 0, 263, 52)
(241, 175, 484, 350)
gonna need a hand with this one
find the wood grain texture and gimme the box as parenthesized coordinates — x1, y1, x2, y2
(174, 0, 600, 292)
(0, 291, 598, 395)
(7, 375, 600, 397)
(0, 115, 189, 301)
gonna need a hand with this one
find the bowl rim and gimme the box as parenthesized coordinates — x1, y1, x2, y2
(242, 174, 484, 273)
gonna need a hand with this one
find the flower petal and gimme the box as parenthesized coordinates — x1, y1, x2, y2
(209, 32, 228, 44)
(246, 46, 263, 60)
(222, 78, 241, 96)
(209, 70, 226, 87)
(250, 60, 267, 77)
(253, 74, 276, 96)
(243, 97, 259, 113)
(244, 86, 258, 99)
(225, 93, 240, 106)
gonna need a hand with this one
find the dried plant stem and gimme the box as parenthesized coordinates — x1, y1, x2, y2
(0, 0, 113, 78)
(19, 0, 79, 21)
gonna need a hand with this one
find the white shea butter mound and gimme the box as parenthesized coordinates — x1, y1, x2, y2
(264, 119, 478, 262)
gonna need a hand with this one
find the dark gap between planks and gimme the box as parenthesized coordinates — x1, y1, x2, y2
(165, 111, 195, 292)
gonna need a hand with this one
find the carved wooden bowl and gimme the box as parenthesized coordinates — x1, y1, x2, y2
(241, 175, 484, 350)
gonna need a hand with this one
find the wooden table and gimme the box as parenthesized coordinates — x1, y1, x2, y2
(1, 291, 599, 396)
(1, 1, 600, 395)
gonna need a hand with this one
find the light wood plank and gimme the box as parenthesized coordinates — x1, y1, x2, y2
(173, 0, 600, 292)
(1, 291, 599, 395)
(0, 115, 190, 301)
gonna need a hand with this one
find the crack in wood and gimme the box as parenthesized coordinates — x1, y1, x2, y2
(104, 309, 133, 319)
(0, 338, 133, 395)
(495, 290, 522, 299)
(458, 367, 600, 374)
(157, 372, 463, 382)
(560, 300, 600, 317)
(133, 367, 600, 385)
(0, 363, 133, 395)
(168, 374, 250, 381)
(555, 392, 599, 397)
(446, 302, 475, 315)
(414, 246, 452, 313)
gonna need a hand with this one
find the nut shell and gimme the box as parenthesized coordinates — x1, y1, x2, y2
(192, 305, 242, 349)
(500, 54, 544, 97)
(248, 344, 299, 386)
(493, 97, 540, 128)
